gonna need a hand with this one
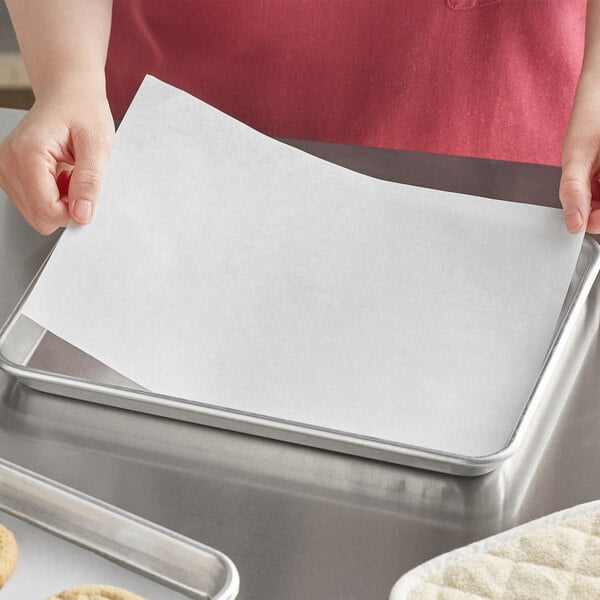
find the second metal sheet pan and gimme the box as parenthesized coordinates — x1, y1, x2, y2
(0, 459, 239, 599)
(1, 512, 193, 600)
(0, 237, 598, 477)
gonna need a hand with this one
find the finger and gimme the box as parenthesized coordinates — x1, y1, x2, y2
(587, 202, 600, 233)
(559, 162, 591, 234)
(56, 169, 72, 198)
(68, 127, 111, 225)
(17, 162, 70, 235)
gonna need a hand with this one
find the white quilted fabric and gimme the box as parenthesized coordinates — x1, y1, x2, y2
(391, 500, 600, 600)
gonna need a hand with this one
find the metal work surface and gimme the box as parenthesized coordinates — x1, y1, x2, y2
(1, 111, 600, 599)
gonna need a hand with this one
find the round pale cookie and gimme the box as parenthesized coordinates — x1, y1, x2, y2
(0, 522, 18, 588)
(47, 584, 146, 600)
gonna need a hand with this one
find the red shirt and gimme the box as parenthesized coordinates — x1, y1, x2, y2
(106, 0, 586, 166)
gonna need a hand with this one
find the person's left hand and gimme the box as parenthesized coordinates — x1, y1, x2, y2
(560, 72, 600, 234)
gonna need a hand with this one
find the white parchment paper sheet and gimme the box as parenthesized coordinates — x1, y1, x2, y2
(21, 76, 584, 458)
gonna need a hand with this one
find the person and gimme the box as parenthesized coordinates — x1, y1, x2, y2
(0, 0, 597, 236)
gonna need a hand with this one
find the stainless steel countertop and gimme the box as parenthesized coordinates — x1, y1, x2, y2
(1, 109, 599, 599)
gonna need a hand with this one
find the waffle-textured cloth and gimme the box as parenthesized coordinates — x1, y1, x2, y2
(390, 500, 600, 600)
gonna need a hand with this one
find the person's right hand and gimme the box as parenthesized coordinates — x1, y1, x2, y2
(0, 87, 114, 235)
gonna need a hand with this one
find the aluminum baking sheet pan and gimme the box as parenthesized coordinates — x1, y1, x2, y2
(0, 459, 239, 599)
(0, 237, 599, 477)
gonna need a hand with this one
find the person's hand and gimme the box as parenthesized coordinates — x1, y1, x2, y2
(560, 72, 600, 235)
(0, 86, 114, 235)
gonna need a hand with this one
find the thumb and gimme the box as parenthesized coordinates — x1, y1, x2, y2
(559, 161, 591, 234)
(68, 128, 111, 225)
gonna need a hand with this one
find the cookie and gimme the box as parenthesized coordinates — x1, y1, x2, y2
(47, 584, 146, 600)
(0, 522, 18, 588)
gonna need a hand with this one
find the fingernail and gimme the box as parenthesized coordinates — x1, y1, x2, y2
(565, 209, 583, 233)
(73, 199, 93, 223)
